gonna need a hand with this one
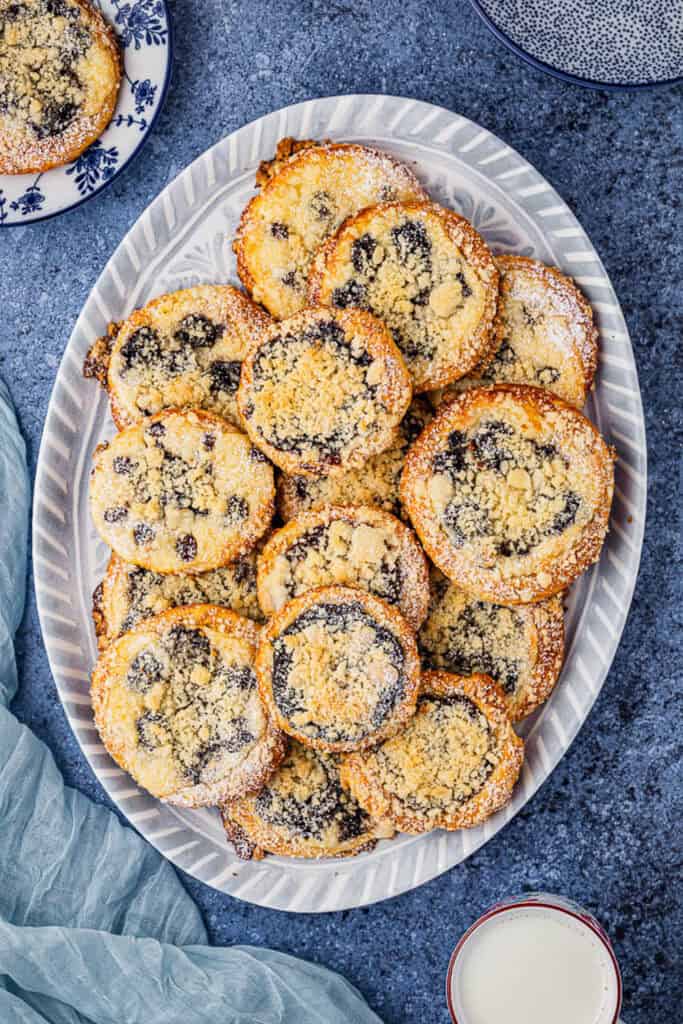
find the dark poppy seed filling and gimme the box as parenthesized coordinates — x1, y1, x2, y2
(104, 505, 128, 524)
(249, 445, 268, 463)
(311, 204, 495, 391)
(173, 313, 223, 349)
(259, 507, 428, 629)
(120, 327, 162, 372)
(331, 278, 367, 310)
(351, 233, 378, 273)
(240, 310, 409, 474)
(371, 693, 499, 817)
(90, 410, 274, 574)
(280, 270, 301, 290)
(226, 495, 249, 522)
(167, 624, 212, 670)
(277, 398, 432, 521)
(119, 315, 224, 385)
(270, 600, 407, 746)
(176, 534, 198, 562)
(310, 189, 336, 221)
(208, 359, 242, 395)
(428, 416, 584, 557)
(136, 710, 170, 753)
(0, 0, 92, 140)
(419, 577, 529, 696)
(127, 649, 163, 693)
(391, 218, 433, 268)
(537, 366, 561, 386)
(133, 523, 155, 546)
(113, 455, 136, 475)
(100, 288, 272, 431)
(101, 554, 262, 646)
(254, 743, 370, 844)
(123, 623, 263, 786)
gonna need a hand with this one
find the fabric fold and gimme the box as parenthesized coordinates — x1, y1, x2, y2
(0, 377, 382, 1024)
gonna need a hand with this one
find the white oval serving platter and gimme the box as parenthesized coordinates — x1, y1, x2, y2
(33, 95, 646, 913)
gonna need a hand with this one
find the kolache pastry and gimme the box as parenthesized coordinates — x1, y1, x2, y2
(89, 409, 275, 574)
(257, 505, 430, 630)
(419, 568, 565, 721)
(221, 738, 394, 860)
(234, 137, 428, 319)
(236, 306, 412, 477)
(0, 0, 121, 174)
(93, 550, 263, 650)
(255, 585, 421, 753)
(340, 670, 524, 833)
(307, 201, 499, 393)
(91, 605, 286, 807)
(277, 397, 432, 522)
(83, 285, 271, 431)
(432, 255, 598, 409)
(401, 383, 614, 604)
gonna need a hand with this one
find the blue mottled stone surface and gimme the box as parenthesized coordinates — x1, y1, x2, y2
(1, 2, 680, 1020)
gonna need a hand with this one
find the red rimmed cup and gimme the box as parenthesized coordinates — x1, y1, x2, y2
(446, 892, 624, 1024)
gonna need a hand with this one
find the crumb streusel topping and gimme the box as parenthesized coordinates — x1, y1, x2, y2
(277, 398, 431, 521)
(101, 286, 271, 430)
(370, 692, 499, 818)
(234, 140, 428, 318)
(89, 409, 275, 574)
(96, 551, 263, 648)
(92, 609, 284, 804)
(238, 308, 412, 476)
(271, 600, 407, 746)
(309, 202, 498, 392)
(257, 588, 420, 751)
(258, 505, 429, 629)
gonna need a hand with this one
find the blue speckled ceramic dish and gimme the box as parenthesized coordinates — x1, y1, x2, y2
(470, 0, 683, 90)
(0, 0, 172, 226)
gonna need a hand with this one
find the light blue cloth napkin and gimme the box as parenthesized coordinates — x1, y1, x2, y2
(0, 379, 382, 1024)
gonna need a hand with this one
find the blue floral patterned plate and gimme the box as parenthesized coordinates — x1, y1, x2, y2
(0, 0, 172, 226)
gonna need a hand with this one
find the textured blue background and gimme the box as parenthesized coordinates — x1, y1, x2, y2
(1, 2, 681, 1021)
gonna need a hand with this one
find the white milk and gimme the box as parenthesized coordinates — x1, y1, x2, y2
(450, 905, 620, 1024)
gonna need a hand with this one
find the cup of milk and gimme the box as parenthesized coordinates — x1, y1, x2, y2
(447, 892, 623, 1024)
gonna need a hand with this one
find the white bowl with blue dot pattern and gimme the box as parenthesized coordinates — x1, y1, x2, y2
(471, 0, 683, 89)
